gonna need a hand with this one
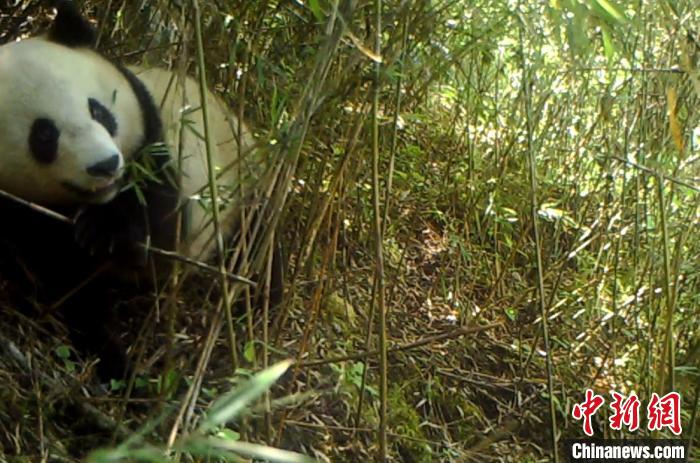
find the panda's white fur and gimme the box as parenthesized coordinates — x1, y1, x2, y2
(0, 23, 256, 263)
(0, 39, 143, 204)
(131, 67, 257, 261)
(0, 2, 268, 379)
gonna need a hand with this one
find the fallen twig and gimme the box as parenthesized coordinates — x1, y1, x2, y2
(298, 322, 502, 367)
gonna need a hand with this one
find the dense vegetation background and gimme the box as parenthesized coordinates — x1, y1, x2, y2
(0, 0, 698, 461)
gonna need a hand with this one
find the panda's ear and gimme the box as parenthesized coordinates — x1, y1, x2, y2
(48, 1, 97, 48)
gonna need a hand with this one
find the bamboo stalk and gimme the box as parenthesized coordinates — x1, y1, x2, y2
(191, 0, 238, 374)
(371, 0, 387, 459)
(518, 11, 559, 463)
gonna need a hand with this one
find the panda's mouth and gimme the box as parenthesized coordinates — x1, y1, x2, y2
(62, 180, 120, 202)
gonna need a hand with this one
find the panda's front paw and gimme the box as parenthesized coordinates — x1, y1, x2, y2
(74, 204, 148, 267)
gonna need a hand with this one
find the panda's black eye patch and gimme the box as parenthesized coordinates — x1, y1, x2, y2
(88, 98, 118, 136)
(29, 118, 60, 164)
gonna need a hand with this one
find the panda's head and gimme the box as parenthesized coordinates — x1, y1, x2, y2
(0, 1, 151, 205)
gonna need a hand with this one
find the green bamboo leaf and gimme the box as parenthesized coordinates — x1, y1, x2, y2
(591, 0, 626, 23)
(243, 341, 256, 363)
(85, 446, 168, 463)
(200, 360, 292, 432)
(602, 26, 615, 60)
(308, 0, 324, 22)
(186, 437, 315, 463)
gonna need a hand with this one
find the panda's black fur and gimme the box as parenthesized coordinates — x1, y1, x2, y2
(47, 0, 96, 47)
(0, 1, 279, 380)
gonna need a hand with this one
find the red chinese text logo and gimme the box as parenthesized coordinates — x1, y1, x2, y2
(609, 391, 641, 432)
(647, 392, 682, 435)
(573, 390, 683, 436)
(572, 389, 605, 436)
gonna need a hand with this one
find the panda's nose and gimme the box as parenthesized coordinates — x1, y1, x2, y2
(86, 154, 121, 178)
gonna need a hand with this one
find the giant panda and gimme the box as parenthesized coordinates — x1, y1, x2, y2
(0, 1, 279, 379)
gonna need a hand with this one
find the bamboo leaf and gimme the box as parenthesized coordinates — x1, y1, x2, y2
(186, 437, 315, 463)
(200, 360, 292, 432)
(591, 0, 626, 23)
(308, 0, 324, 22)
